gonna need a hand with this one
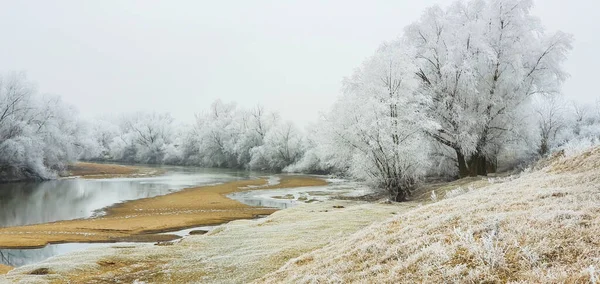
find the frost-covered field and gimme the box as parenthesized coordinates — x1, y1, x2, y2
(259, 149, 600, 283)
(0, 200, 408, 283)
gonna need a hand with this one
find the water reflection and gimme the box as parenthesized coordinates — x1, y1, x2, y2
(230, 191, 296, 209)
(228, 179, 369, 210)
(0, 243, 140, 267)
(0, 166, 278, 268)
(0, 166, 251, 228)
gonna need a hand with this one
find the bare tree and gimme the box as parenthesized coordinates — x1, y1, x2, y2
(534, 95, 566, 156)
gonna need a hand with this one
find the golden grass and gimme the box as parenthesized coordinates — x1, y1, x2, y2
(0, 264, 12, 275)
(547, 147, 600, 174)
(0, 176, 327, 248)
(67, 256, 168, 284)
(411, 176, 490, 202)
(62, 162, 164, 179)
(257, 148, 600, 283)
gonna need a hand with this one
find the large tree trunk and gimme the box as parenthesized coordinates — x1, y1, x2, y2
(456, 150, 469, 178)
(387, 177, 412, 202)
(538, 138, 549, 157)
(394, 190, 407, 202)
(467, 153, 488, 177)
(486, 156, 497, 173)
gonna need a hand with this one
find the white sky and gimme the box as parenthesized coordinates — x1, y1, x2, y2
(1, 0, 598, 126)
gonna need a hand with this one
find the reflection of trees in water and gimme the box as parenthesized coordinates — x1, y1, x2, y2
(0, 249, 28, 267)
(0, 250, 12, 266)
(0, 179, 173, 227)
(0, 246, 57, 267)
(0, 171, 243, 228)
(230, 193, 292, 209)
(0, 180, 98, 227)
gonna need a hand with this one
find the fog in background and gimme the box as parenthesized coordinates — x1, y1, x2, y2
(1, 0, 597, 126)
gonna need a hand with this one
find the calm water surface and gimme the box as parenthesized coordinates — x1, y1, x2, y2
(0, 166, 302, 268)
(0, 166, 263, 267)
(0, 166, 252, 228)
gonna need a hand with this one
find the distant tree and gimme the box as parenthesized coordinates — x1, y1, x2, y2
(87, 117, 121, 158)
(532, 95, 567, 156)
(557, 100, 600, 154)
(0, 73, 84, 181)
(193, 100, 241, 167)
(292, 44, 430, 201)
(234, 105, 278, 166)
(249, 121, 304, 171)
(120, 112, 174, 163)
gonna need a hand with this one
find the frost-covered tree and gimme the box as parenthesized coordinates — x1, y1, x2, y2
(0, 73, 86, 181)
(532, 95, 567, 156)
(86, 117, 121, 159)
(292, 44, 430, 201)
(233, 106, 279, 167)
(179, 100, 297, 170)
(192, 100, 242, 167)
(107, 112, 174, 163)
(249, 121, 304, 171)
(557, 100, 600, 155)
(84, 99, 301, 170)
(405, 0, 572, 177)
(127, 112, 174, 163)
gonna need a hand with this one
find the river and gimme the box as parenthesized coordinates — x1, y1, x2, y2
(0, 166, 257, 267)
(0, 166, 252, 228)
(0, 166, 357, 268)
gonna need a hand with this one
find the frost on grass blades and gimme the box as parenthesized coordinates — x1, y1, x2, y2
(257, 147, 600, 283)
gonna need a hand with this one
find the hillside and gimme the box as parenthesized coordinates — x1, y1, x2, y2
(259, 148, 600, 283)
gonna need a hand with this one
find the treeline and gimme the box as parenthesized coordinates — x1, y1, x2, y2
(0, 73, 95, 181)
(84, 100, 304, 172)
(3, 0, 600, 202)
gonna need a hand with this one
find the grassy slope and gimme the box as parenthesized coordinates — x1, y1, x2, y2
(259, 149, 600, 283)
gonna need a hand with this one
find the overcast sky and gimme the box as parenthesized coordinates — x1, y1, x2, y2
(1, 0, 598, 126)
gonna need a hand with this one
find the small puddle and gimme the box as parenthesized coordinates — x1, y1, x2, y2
(160, 225, 217, 237)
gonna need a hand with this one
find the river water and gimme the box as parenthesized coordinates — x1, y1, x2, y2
(0, 166, 257, 267)
(0, 167, 354, 268)
(0, 166, 251, 228)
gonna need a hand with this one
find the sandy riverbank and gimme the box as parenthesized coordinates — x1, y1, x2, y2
(62, 162, 165, 179)
(0, 176, 327, 248)
(0, 264, 11, 275)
